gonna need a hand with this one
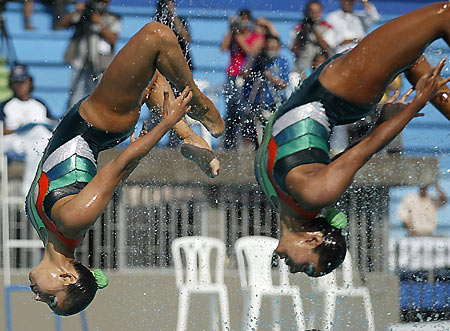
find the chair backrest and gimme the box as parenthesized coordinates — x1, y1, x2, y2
(171, 236, 226, 289)
(235, 236, 290, 289)
(315, 250, 354, 291)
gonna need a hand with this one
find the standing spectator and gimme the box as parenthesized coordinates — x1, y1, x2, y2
(323, 0, 380, 54)
(59, 0, 121, 109)
(1, 0, 35, 30)
(0, 64, 55, 195)
(42, 0, 70, 30)
(153, 0, 193, 147)
(290, 1, 331, 78)
(397, 184, 447, 237)
(241, 34, 289, 148)
(220, 9, 264, 149)
(4, 0, 68, 30)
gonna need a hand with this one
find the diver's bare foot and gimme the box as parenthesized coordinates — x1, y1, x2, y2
(188, 93, 224, 138)
(180, 135, 220, 178)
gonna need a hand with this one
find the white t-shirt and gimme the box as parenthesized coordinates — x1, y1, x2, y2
(323, 5, 380, 54)
(396, 193, 440, 236)
(0, 97, 53, 131)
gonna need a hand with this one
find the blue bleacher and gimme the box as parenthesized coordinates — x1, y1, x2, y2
(400, 281, 450, 310)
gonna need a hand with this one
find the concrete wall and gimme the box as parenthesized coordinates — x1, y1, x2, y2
(1, 270, 399, 331)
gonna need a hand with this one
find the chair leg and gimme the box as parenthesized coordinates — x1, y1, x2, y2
(243, 291, 262, 331)
(218, 287, 231, 331)
(271, 297, 281, 331)
(210, 293, 219, 331)
(241, 292, 250, 330)
(363, 292, 375, 331)
(291, 292, 306, 331)
(323, 293, 336, 331)
(177, 289, 190, 331)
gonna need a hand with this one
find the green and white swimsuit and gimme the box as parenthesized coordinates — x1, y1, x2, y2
(255, 102, 331, 218)
(25, 98, 133, 248)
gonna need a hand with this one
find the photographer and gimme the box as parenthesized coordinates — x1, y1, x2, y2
(59, 0, 121, 108)
(220, 9, 264, 149)
(240, 35, 289, 148)
(290, 1, 331, 78)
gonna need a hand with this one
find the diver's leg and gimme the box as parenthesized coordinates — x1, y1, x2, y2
(320, 1, 450, 117)
(85, 22, 224, 136)
(405, 56, 450, 120)
(145, 71, 220, 177)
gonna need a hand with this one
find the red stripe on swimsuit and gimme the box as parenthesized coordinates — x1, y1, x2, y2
(36, 173, 83, 249)
(267, 137, 319, 220)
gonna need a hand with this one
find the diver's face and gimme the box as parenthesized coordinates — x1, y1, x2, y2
(29, 266, 74, 312)
(275, 222, 323, 276)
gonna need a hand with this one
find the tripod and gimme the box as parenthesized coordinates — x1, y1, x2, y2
(0, 11, 17, 65)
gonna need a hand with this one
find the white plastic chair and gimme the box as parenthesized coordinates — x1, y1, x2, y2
(171, 236, 230, 331)
(313, 251, 375, 331)
(235, 236, 306, 331)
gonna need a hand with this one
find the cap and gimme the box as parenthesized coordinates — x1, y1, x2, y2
(9, 64, 31, 83)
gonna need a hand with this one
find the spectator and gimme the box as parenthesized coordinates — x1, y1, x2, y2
(220, 9, 264, 149)
(397, 184, 447, 237)
(59, 0, 121, 109)
(1, 0, 34, 30)
(290, 1, 331, 78)
(323, 0, 380, 54)
(0, 64, 55, 196)
(42, 0, 70, 30)
(3, 0, 68, 30)
(241, 34, 289, 148)
(153, 0, 194, 147)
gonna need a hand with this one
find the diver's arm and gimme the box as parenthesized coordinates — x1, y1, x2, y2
(287, 60, 449, 209)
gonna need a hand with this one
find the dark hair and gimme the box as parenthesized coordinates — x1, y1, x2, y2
(304, 0, 323, 17)
(154, 0, 175, 24)
(56, 261, 98, 316)
(314, 218, 347, 276)
(238, 9, 251, 20)
(266, 34, 280, 44)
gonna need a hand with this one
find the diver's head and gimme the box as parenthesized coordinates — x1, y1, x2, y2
(275, 217, 347, 277)
(29, 261, 107, 315)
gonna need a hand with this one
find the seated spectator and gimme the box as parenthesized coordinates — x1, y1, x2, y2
(397, 184, 447, 237)
(0, 64, 55, 196)
(290, 1, 331, 78)
(240, 34, 289, 148)
(323, 0, 380, 54)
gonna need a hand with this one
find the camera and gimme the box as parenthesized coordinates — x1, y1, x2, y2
(230, 17, 250, 34)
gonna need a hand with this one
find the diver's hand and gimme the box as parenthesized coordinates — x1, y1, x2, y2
(413, 58, 450, 107)
(160, 87, 192, 128)
(380, 89, 413, 117)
